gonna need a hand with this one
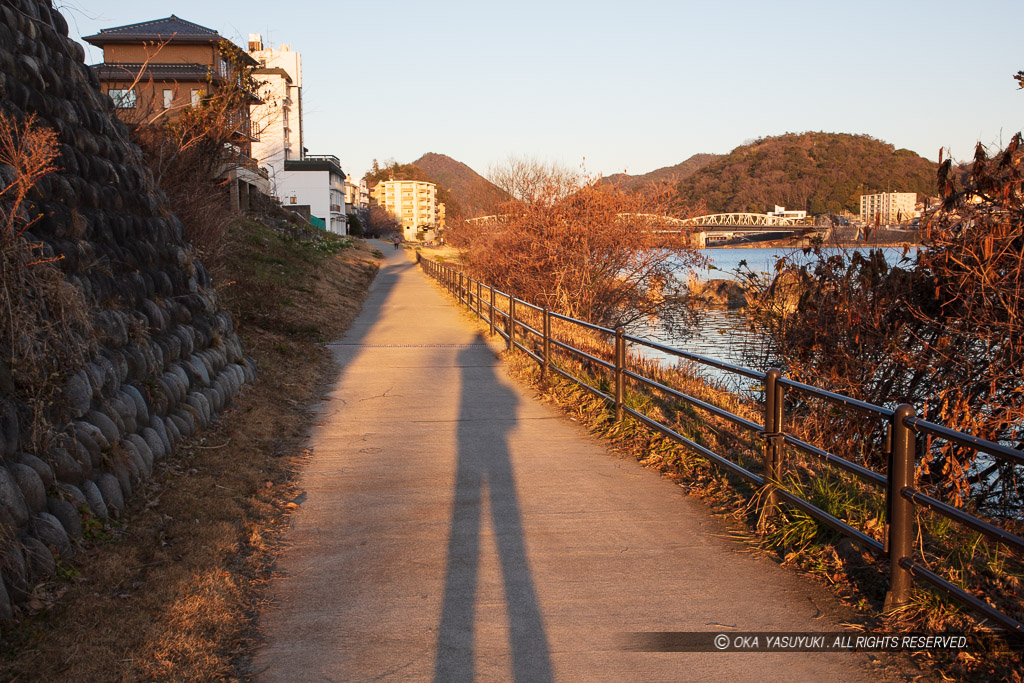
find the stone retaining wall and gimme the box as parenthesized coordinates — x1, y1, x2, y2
(0, 0, 255, 620)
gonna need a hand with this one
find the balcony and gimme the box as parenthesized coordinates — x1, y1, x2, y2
(305, 154, 341, 166)
(229, 115, 258, 142)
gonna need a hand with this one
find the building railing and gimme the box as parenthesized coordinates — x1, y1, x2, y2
(305, 154, 341, 165)
(418, 255, 1024, 636)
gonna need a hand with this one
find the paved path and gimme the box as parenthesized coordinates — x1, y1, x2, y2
(252, 242, 897, 682)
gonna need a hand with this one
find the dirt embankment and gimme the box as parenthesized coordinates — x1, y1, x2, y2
(0, 220, 381, 681)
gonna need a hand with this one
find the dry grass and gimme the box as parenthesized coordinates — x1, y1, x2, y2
(424, 264, 1023, 682)
(0, 219, 380, 681)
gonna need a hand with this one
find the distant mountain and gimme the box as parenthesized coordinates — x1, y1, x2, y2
(411, 153, 509, 218)
(363, 159, 466, 221)
(600, 153, 718, 193)
(673, 132, 938, 215)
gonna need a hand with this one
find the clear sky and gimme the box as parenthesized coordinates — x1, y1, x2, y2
(61, 0, 1022, 181)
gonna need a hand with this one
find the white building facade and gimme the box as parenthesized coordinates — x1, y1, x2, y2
(248, 35, 303, 192)
(859, 192, 917, 226)
(282, 155, 348, 234)
(248, 34, 348, 234)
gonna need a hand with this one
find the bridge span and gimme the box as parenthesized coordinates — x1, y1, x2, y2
(464, 212, 811, 230)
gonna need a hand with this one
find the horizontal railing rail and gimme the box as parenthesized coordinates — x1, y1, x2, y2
(417, 255, 1024, 635)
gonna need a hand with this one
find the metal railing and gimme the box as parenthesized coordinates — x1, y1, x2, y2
(418, 255, 1024, 635)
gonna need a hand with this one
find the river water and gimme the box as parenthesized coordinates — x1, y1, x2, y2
(630, 246, 917, 390)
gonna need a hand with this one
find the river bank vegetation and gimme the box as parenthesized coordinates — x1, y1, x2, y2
(421, 271, 1019, 679)
(741, 134, 1024, 515)
(449, 157, 706, 335)
(434, 75, 1024, 675)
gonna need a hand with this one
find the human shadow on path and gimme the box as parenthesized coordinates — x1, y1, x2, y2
(434, 337, 553, 682)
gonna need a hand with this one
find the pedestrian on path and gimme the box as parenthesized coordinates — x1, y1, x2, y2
(392, 235, 401, 250)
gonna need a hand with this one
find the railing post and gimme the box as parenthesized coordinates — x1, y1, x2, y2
(762, 369, 784, 518)
(476, 281, 482, 319)
(459, 272, 464, 305)
(542, 307, 551, 380)
(489, 286, 495, 337)
(615, 327, 625, 421)
(506, 297, 515, 351)
(885, 403, 916, 612)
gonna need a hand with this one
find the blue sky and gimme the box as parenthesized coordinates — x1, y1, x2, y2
(62, 0, 1022, 181)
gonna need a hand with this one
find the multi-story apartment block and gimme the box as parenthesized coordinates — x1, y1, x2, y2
(247, 34, 303, 192)
(85, 15, 268, 211)
(371, 180, 438, 241)
(859, 192, 917, 226)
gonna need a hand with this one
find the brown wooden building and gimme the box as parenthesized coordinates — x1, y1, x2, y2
(85, 15, 268, 210)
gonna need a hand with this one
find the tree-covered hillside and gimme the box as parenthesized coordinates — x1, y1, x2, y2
(411, 153, 509, 218)
(673, 132, 938, 215)
(363, 159, 465, 221)
(601, 153, 718, 193)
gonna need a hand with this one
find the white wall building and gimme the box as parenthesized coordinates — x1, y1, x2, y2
(281, 155, 348, 234)
(248, 34, 303, 193)
(248, 34, 348, 234)
(766, 205, 807, 220)
(859, 192, 917, 226)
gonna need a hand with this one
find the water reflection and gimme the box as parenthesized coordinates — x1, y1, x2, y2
(629, 308, 767, 393)
(634, 247, 917, 391)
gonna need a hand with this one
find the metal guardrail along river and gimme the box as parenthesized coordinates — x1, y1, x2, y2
(418, 255, 1024, 635)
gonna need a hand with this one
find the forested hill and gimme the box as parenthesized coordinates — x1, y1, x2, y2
(672, 132, 939, 214)
(411, 153, 509, 218)
(600, 153, 718, 193)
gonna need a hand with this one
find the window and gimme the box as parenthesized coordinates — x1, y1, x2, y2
(108, 89, 136, 108)
(163, 89, 173, 109)
(191, 89, 202, 107)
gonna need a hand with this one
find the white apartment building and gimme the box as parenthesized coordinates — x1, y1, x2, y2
(859, 192, 917, 226)
(248, 35, 303, 190)
(371, 180, 438, 241)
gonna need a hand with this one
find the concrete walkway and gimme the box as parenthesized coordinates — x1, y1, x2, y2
(252, 242, 897, 682)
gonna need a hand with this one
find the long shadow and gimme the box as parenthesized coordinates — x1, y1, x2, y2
(434, 336, 553, 682)
(322, 242, 415, 355)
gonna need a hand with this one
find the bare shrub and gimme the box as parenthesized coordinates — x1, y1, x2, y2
(743, 131, 1024, 511)
(0, 112, 94, 454)
(452, 157, 705, 331)
(365, 205, 402, 238)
